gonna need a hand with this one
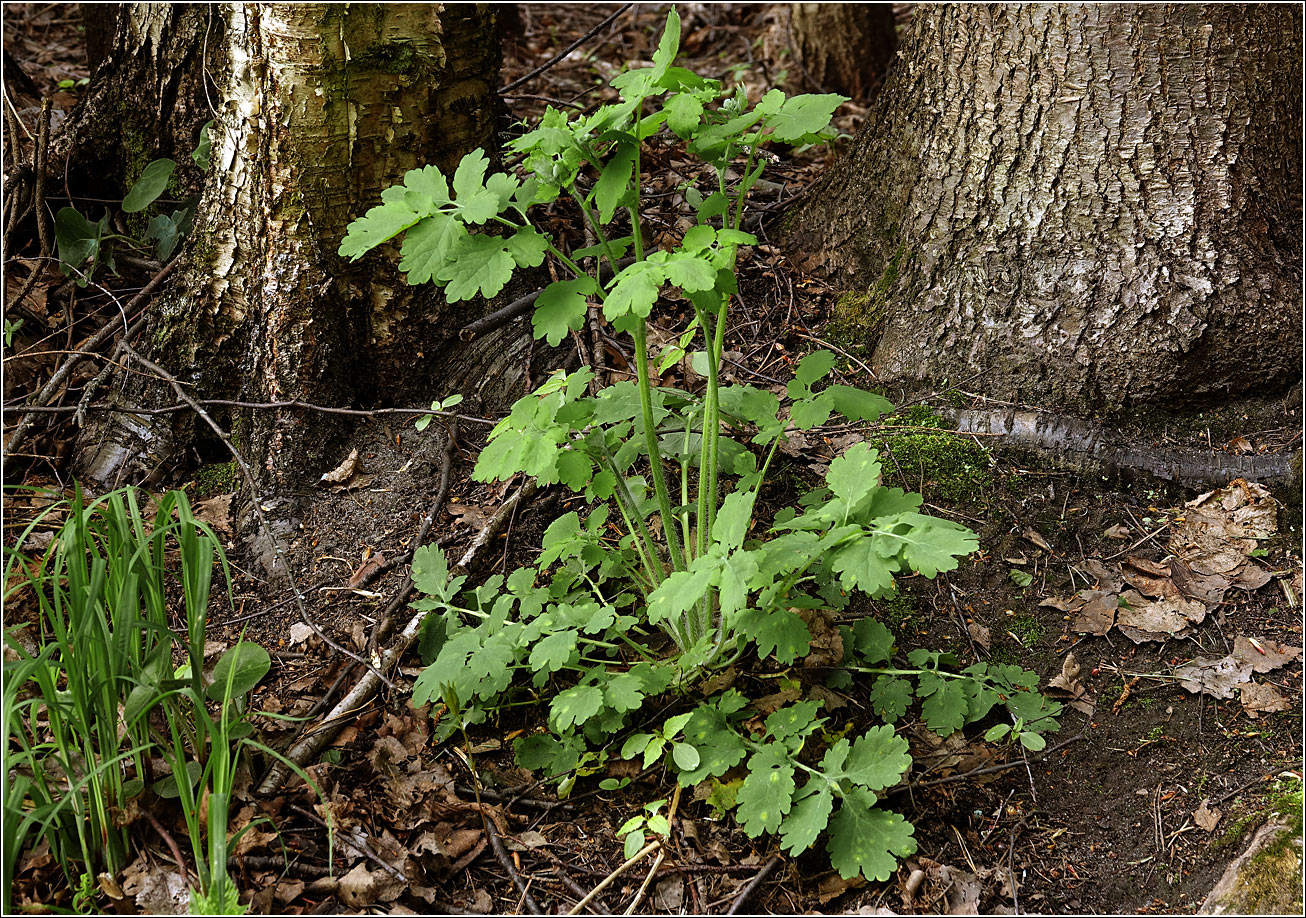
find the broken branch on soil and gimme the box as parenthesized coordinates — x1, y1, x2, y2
(726, 854, 783, 915)
(255, 479, 539, 795)
(6, 396, 495, 426)
(566, 838, 662, 917)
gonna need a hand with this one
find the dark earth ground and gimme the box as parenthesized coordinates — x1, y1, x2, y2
(4, 4, 1303, 914)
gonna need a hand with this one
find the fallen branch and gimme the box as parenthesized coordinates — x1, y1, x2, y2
(726, 854, 783, 915)
(945, 406, 1297, 489)
(255, 479, 539, 795)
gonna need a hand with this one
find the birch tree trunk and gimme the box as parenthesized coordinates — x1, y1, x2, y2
(784, 4, 1302, 416)
(72, 5, 515, 511)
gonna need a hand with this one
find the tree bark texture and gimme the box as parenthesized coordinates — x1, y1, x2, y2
(784, 4, 1302, 417)
(55, 4, 215, 197)
(787, 3, 897, 99)
(74, 4, 514, 501)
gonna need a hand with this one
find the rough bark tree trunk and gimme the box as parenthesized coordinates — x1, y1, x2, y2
(787, 3, 897, 99)
(69, 4, 521, 555)
(783, 4, 1302, 417)
(55, 4, 214, 196)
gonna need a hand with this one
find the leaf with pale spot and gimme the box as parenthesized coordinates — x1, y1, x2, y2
(550, 684, 604, 732)
(736, 744, 795, 837)
(826, 789, 916, 882)
(779, 779, 833, 855)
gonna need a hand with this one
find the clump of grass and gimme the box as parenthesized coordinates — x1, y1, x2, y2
(1, 486, 294, 914)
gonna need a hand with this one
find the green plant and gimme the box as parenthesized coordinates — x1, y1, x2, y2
(342, 9, 1061, 882)
(54, 119, 212, 283)
(1, 486, 284, 914)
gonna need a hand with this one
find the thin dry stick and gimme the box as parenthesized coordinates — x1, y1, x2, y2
(566, 839, 661, 917)
(33, 97, 51, 257)
(5, 254, 181, 455)
(622, 784, 682, 915)
(255, 479, 539, 795)
(726, 854, 783, 915)
(500, 4, 633, 94)
(8, 396, 496, 426)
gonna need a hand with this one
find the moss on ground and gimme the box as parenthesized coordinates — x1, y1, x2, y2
(875, 406, 993, 503)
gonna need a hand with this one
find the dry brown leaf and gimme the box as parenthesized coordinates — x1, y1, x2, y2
(447, 501, 491, 530)
(288, 622, 314, 645)
(1047, 651, 1095, 714)
(1069, 589, 1118, 635)
(1239, 681, 1290, 717)
(1174, 656, 1253, 699)
(1193, 800, 1222, 832)
(1103, 523, 1132, 540)
(319, 448, 360, 485)
(1168, 559, 1231, 606)
(798, 608, 844, 668)
(1079, 558, 1124, 592)
(1023, 527, 1053, 552)
(1231, 635, 1303, 673)
(194, 493, 233, 534)
(1121, 556, 1179, 599)
(1228, 436, 1254, 454)
(967, 621, 991, 650)
(349, 551, 387, 587)
(1115, 589, 1206, 642)
(336, 861, 405, 908)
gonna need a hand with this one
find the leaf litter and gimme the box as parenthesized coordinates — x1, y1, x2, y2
(1050, 480, 1279, 643)
(1042, 480, 1296, 717)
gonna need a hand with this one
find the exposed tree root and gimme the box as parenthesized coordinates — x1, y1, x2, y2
(945, 407, 1298, 490)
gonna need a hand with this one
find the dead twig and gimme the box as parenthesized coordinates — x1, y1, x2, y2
(726, 854, 782, 915)
(5, 254, 181, 455)
(500, 4, 633, 94)
(483, 808, 543, 915)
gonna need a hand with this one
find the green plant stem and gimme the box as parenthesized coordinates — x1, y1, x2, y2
(633, 320, 686, 575)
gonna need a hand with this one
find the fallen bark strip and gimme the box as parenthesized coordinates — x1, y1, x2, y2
(944, 407, 1298, 489)
(255, 479, 539, 796)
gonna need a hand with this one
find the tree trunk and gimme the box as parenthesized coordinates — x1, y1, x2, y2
(787, 3, 897, 99)
(71, 4, 518, 528)
(55, 4, 214, 197)
(783, 4, 1302, 417)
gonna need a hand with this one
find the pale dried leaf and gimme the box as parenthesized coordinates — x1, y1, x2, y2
(349, 551, 387, 587)
(289, 622, 314, 645)
(320, 448, 360, 485)
(1168, 559, 1231, 606)
(1115, 590, 1206, 642)
(1079, 559, 1123, 592)
(1023, 527, 1053, 552)
(1239, 681, 1290, 717)
(1047, 651, 1095, 714)
(967, 622, 991, 650)
(1174, 656, 1253, 699)
(447, 501, 491, 530)
(336, 862, 405, 908)
(1231, 635, 1302, 673)
(1193, 800, 1221, 832)
(1069, 589, 1117, 635)
(1103, 523, 1131, 540)
(194, 493, 233, 534)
